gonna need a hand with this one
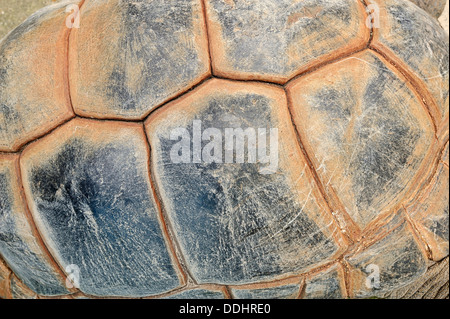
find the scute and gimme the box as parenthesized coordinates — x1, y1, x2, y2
(0, 154, 69, 296)
(20, 119, 181, 297)
(0, 1, 75, 152)
(409, 0, 447, 18)
(372, 0, 449, 121)
(303, 265, 345, 299)
(287, 51, 435, 229)
(231, 283, 300, 299)
(346, 222, 427, 298)
(0, 0, 448, 299)
(145, 79, 344, 286)
(405, 148, 449, 261)
(204, 0, 368, 82)
(69, 0, 210, 119)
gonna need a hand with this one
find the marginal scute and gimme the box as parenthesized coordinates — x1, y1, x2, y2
(409, 0, 447, 18)
(145, 79, 343, 286)
(204, 0, 368, 83)
(20, 118, 181, 297)
(382, 256, 449, 299)
(372, 0, 449, 121)
(406, 160, 449, 261)
(287, 50, 435, 229)
(346, 222, 427, 298)
(0, 154, 69, 296)
(0, 1, 76, 152)
(303, 265, 345, 299)
(69, 0, 210, 119)
(232, 283, 300, 299)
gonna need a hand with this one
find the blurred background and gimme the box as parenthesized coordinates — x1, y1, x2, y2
(0, 0, 56, 40)
(0, 0, 449, 40)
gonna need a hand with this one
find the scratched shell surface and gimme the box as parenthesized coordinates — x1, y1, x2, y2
(9, 274, 37, 299)
(204, 0, 369, 82)
(0, 155, 69, 296)
(0, 1, 76, 152)
(0, 0, 448, 299)
(303, 265, 345, 299)
(231, 284, 301, 299)
(145, 79, 343, 285)
(373, 0, 449, 122)
(287, 50, 435, 229)
(20, 119, 182, 297)
(69, 0, 210, 119)
(346, 222, 428, 298)
(405, 149, 449, 261)
(165, 288, 225, 299)
(0, 257, 11, 298)
(409, 0, 447, 18)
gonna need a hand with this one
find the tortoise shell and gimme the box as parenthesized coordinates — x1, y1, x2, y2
(409, 0, 447, 18)
(0, 0, 448, 299)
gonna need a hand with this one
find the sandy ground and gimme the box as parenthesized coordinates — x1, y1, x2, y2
(0, 0, 448, 40)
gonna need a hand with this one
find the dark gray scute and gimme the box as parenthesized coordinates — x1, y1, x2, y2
(154, 92, 338, 285)
(0, 169, 68, 296)
(28, 139, 180, 297)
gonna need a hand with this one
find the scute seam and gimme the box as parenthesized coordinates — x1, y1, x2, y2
(1, 0, 446, 298)
(141, 123, 191, 286)
(284, 88, 362, 245)
(369, 44, 440, 136)
(16, 154, 79, 295)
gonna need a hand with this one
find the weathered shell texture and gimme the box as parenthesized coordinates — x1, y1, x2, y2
(409, 0, 447, 18)
(0, 0, 448, 299)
